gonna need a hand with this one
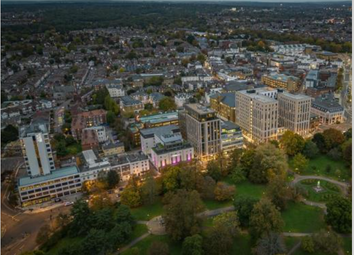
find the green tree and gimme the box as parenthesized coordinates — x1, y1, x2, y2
(301, 236, 315, 253)
(36, 224, 51, 245)
(230, 166, 246, 184)
(206, 160, 222, 182)
(256, 233, 286, 255)
(249, 198, 284, 239)
(69, 199, 91, 236)
(302, 140, 319, 159)
(312, 229, 343, 254)
(266, 175, 290, 211)
(141, 174, 158, 205)
(204, 224, 233, 255)
(239, 149, 255, 177)
(213, 211, 240, 237)
(280, 130, 305, 156)
(106, 111, 117, 126)
(342, 139, 352, 165)
(323, 128, 345, 151)
(163, 190, 205, 241)
(81, 229, 108, 255)
(312, 133, 327, 153)
(115, 204, 135, 225)
(292, 153, 309, 174)
(158, 97, 177, 111)
(106, 170, 120, 189)
(1, 124, 19, 145)
(234, 195, 258, 227)
(201, 176, 216, 200)
(249, 143, 287, 184)
(325, 197, 351, 233)
(214, 182, 235, 202)
(182, 234, 203, 255)
(120, 186, 142, 208)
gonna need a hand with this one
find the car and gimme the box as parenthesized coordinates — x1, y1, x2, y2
(64, 202, 74, 206)
(54, 198, 62, 203)
(119, 187, 124, 191)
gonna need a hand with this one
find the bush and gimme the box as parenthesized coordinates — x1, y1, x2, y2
(301, 179, 316, 185)
(324, 182, 340, 192)
(327, 148, 341, 160)
(301, 236, 315, 253)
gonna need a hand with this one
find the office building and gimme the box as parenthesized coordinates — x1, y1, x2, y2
(236, 89, 278, 143)
(278, 91, 312, 136)
(20, 121, 55, 177)
(311, 94, 344, 124)
(184, 104, 221, 161)
(261, 74, 301, 92)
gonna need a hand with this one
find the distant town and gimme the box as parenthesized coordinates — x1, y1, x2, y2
(1, 2, 352, 255)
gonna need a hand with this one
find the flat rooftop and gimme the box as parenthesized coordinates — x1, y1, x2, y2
(185, 103, 215, 114)
(139, 111, 178, 124)
(18, 166, 79, 187)
(140, 125, 180, 139)
(278, 91, 312, 101)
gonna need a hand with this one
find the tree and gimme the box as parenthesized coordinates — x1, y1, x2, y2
(323, 128, 345, 151)
(302, 140, 319, 159)
(230, 166, 246, 184)
(214, 182, 235, 202)
(256, 233, 286, 255)
(90, 192, 114, 211)
(182, 234, 203, 255)
(342, 139, 352, 165)
(120, 186, 142, 208)
(115, 204, 135, 225)
(249, 198, 284, 239)
(70, 199, 91, 236)
(201, 176, 216, 200)
(106, 170, 120, 189)
(163, 190, 205, 241)
(301, 236, 315, 253)
(158, 97, 176, 111)
(161, 165, 181, 192)
(325, 197, 351, 233)
(280, 130, 305, 156)
(81, 229, 108, 255)
(213, 212, 240, 237)
(91, 208, 115, 231)
(327, 148, 342, 160)
(141, 174, 158, 205)
(266, 175, 290, 210)
(312, 133, 327, 153)
(204, 225, 233, 255)
(1, 124, 19, 145)
(239, 149, 255, 177)
(234, 195, 258, 227)
(36, 224, 51, 245)
(292, 153, 309, 174)
(148, 241, 169, 255)
(312, 229, 343, 254)
(206, 160, 222, 182)
(106, 111, 116, 126)
(249, 144, 287, 184)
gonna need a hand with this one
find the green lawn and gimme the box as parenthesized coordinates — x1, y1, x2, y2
(290, 155, 350, 181)
(285, 236, 299, 252)
(46, 237, 84, 255)
(235, 181, 266, 199)
(282, 202, 326, 232)
(297, 180, 342, 203)
(343, 236, 352, 255)
(130, 224, 148, 240)
(203, 199, 233, 210)
(131, 200, 164, 221)
(232, 234, 252, 255)
(120, 235, 182, 255)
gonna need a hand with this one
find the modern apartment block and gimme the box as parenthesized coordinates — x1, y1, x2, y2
(236, 89, 278, 143)
(20, 121, 55, 177)
(278, 90, 312, 136)
(311, 93, 344, 124)
(220, 120, 243, 156)
(150, 132, 194, 170)
(261, 74, 301, 92)
(184, 104, 221, 161)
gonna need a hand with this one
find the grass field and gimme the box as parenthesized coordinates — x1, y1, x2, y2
(343, 236, 352, 255)
(130, 224, 148, 240)
(290, 155, 350, 181)
(235, 181, 267, 199)
(232, 234, 252, 255)
(46, 237, 84, 255)
(121, 235, 182, 255)
(297, 180, 342, 202)
(131, 200, 164, 221)
(203, 199, 233, 210)
(282, 202, 326, 232)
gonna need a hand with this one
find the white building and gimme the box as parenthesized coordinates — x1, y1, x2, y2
(140, 125, 180, 155)
(150, 132, 194, 170)
(79, 150, 111, 182)
(174, 93, 193, 108)
(20, 122, 55, 177)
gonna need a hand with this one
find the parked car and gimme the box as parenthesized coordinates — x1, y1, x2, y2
(54, 198, 62, 203)
(64, 201, 74, 206)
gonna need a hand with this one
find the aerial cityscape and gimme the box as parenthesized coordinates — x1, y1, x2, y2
(0, 1, 352, 255)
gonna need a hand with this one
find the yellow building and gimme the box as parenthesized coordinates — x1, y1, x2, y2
(209, 92, 236, 123)
(102, 142, 125, 156)
(261, 74, 301, 92)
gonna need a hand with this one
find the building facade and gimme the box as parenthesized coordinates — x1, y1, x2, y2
(210, 92, 236, 123)
(278, 91, 312, 136)
(184, 104, 221, 161)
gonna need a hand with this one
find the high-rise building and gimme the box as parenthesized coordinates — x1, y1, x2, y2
(20, 121, 55, 177)
(236, 89, 278, 143)
(184, 104, 221, 161)
(278, 91, 312, 136)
